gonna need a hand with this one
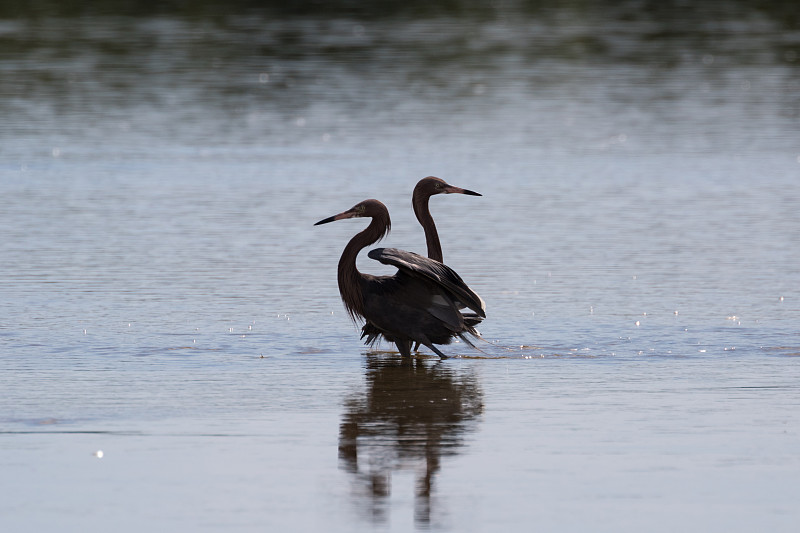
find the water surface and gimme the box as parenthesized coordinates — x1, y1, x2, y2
(2, 3, 799, 531)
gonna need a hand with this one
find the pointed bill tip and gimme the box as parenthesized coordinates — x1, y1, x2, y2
(445, 185, 481, 196)
(314, 215, 337, 226)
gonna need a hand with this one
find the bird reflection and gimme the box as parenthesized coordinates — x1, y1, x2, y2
(338, 355, 483, 526)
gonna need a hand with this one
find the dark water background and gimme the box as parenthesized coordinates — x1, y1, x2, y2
(1, 2, 799, 531)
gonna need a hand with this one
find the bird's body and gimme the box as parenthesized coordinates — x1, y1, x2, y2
(315, 199, 485, 359)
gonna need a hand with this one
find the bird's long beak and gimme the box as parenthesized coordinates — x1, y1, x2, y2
(444, 185, 482, 196)
(314, 208, 358, 226)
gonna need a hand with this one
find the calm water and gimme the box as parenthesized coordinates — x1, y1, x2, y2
(2, 3, 800, 531)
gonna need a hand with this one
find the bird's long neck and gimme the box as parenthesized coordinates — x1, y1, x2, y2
(413, 193, 443, 262)
(338, 214, 390, 322)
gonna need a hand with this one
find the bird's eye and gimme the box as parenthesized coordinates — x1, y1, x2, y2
(435, 183, 443, 189)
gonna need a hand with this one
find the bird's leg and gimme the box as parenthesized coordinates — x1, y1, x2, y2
(413, 342, 421, 352)
(417, 335, 448, 360)
(427, 344, 449, 360)
(396, 339, 412, 358)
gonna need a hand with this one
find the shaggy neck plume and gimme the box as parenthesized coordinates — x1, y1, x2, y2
(337, 210, 391, 322)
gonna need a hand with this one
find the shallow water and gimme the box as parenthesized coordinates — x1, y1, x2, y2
(2, 3, 800, 531)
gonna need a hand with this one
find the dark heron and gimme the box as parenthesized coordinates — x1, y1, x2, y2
(412, 176, 481, 263)
(315, 199, 485, 359)
(363, 177, 483, 351)
(407, 176, 482, 351)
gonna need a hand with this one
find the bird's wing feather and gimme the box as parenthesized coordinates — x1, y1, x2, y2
(367, 248, 486, 317)
(425, 293, 463, 330)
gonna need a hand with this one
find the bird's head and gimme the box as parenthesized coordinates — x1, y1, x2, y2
(314, 199, 391, 234)
(414, 176, 481, 199)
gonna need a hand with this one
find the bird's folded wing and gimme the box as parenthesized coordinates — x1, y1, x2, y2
(367, 247, 486, 318)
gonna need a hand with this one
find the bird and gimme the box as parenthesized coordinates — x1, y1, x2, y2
(361, 177, 483, 351)
(412, 176, 481, 263)
(315, 199, 485, 359)
(394, 177, 482, 351)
